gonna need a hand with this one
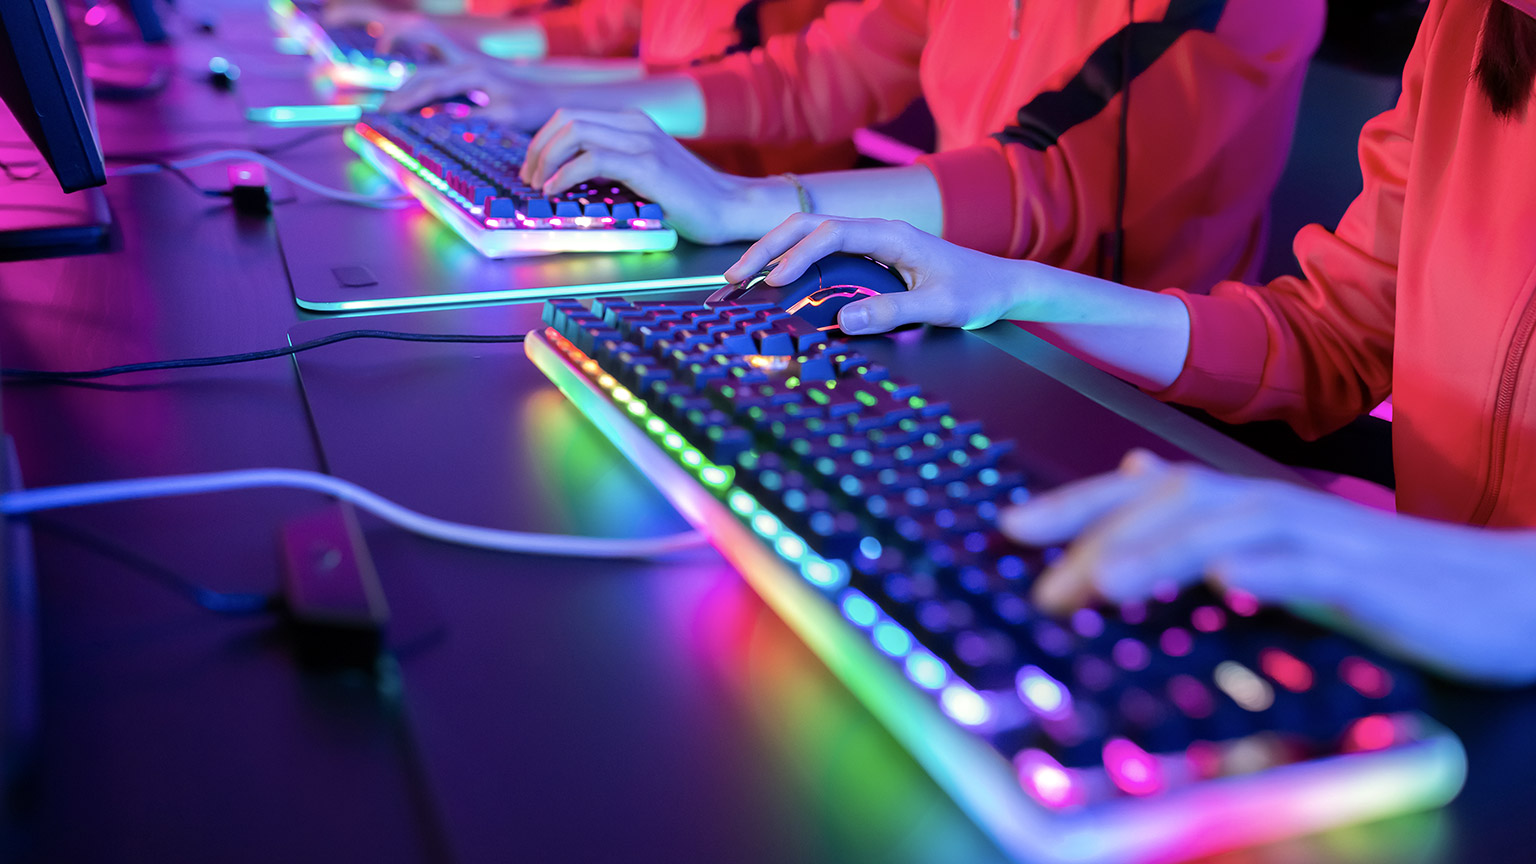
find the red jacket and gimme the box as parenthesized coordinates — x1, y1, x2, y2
(1157, 0, 1536, 527)
(685, 0, 1324, 290)
(466, 0, 856, 176)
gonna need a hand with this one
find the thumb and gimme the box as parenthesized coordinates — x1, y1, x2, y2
(837, 290, 933, 335)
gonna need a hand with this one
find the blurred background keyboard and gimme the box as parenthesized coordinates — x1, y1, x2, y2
(269, 0, 431, 90)
(527, 296, 1466, 864)
(346, 106, 677, 258)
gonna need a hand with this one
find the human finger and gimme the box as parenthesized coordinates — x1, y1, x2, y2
(999, 450, 1169, 547)
(523, 117, 652, 189)
(382, 65, 478, 112)
(724, 212, 837, 283)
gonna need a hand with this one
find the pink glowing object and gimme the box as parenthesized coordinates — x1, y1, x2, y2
(1260, 647, 1315, 692)
(1104, 738, 1164, 796)
(1340, 656, 1394, 699)
(1159, 627, 1193, 657)
(1225, 588, 1260, 616)
(1015, 749, 1082, 809)
(1191, 605, 1226, 632)
(1344, 715, 1397, 752)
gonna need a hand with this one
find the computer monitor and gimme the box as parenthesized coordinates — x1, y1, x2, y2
(0, 0, 107, 192)
(121, 0, 169, 43)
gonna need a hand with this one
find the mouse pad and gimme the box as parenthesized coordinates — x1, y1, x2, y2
(268, 137, 749, 313)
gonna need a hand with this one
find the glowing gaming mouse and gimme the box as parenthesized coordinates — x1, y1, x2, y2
(707, 253, 908, 330)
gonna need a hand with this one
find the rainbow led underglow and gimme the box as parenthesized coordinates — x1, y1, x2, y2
(526, 326, 1469, 864)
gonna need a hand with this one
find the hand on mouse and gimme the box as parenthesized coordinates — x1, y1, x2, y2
(519, 108, 786, 244)
(1000, 448, 1536, 685)
(725, 215, 1031, 334)
(382, 55, 559, 129)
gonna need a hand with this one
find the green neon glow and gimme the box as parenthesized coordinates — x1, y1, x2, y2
(247, 105, 362, 126)
(478, 28, 547, 60)
(525, 329, 1469, 864)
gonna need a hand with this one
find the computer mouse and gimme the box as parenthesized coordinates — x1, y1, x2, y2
(707, 253, 907, 331)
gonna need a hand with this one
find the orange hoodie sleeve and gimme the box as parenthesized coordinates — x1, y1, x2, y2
(536, 0, 644, 58)
(1149, 1, 1438, 439)
(917, 1, 1323, 272)
(687, 0, 929, 142)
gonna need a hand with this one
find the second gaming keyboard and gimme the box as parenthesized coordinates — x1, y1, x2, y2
(346, 106, 677, 258)
(527, 296, 1466, 864)
(269, 0, 429, 90)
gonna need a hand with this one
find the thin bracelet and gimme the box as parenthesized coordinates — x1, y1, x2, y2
(780, 172, 814, 214)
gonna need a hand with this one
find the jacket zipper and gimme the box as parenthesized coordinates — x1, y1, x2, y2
(1470, 280, 1536, 526)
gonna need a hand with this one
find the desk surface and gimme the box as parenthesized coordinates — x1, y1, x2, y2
(3, 5, 1536, 864)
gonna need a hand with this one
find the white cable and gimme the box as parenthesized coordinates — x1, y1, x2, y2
(0, 468, 705, 560)
(112, 149, 416, 208)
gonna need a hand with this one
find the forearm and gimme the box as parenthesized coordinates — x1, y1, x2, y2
(544, 75, 705, 138)
(725, 165, 943, 244)
(451, 18, 547, 60)
(1011, 263, 1191, 391)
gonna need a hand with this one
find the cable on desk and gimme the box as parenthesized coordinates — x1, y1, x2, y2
(1, 469, 706, 560)
(2, 330, 526, 381)
(103, 127, 338, 163)
(31, 517, 277, 615)
(111, 149, 415, 208)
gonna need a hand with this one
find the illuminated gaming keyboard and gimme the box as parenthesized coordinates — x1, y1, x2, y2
(527, 297, 1466, 864)
(269, 0, 431, 90)
(346, 107, 677, 258)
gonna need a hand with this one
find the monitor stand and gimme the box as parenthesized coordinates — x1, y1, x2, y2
(0, 107, 111, 261)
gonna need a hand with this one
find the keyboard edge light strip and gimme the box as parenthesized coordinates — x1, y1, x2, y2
(524, 325, 1470, 864)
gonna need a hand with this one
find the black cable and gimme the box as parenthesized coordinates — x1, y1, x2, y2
(2, 330, 528, 382)
(132, 159, 230, 197)
(1112, 0, 1134, 285)
(29, 517, 278, 615)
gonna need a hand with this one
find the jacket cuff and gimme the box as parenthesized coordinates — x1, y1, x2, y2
(1148, 287, 1271, 413)
(917, 143, 1018, 257)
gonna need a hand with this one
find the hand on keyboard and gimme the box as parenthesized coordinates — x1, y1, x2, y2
(1005, 448, 1536, 686)
(385, 55, 560, 130)
(319, 5, 466, 62)
(727, 214, 1030, 333)
(520, 108, 785, 245)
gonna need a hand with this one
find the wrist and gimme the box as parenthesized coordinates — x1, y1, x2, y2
(1002, 259, 1056, 320)
(723, 175, 803, 243)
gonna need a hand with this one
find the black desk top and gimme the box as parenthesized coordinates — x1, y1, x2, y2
(3, 4, 1535, 864)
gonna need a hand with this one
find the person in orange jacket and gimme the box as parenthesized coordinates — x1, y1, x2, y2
(725, 0, 1536, 685)
(389, 0, 1325, 295)
(331, 0, 854, 175)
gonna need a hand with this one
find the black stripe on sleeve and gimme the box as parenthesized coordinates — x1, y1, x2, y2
(993, 0, 1228, 151)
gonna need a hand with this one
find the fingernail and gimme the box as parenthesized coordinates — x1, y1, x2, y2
(840, 305, 870, 333)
